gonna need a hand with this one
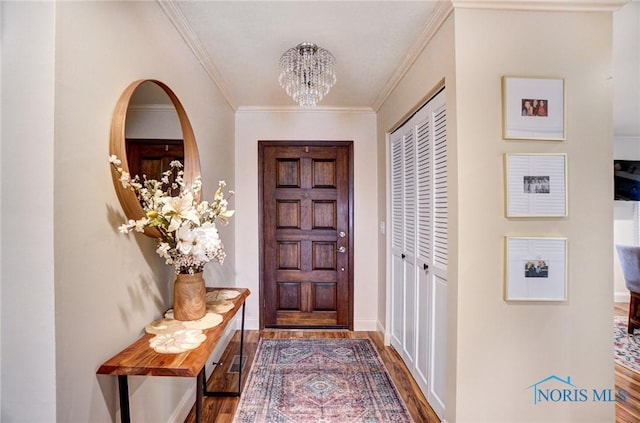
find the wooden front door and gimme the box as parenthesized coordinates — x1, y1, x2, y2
(259, 141, 353, 329)
(126, 139, 184, 180)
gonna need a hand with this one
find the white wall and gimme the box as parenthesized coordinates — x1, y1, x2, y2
(613, 1, 640, 138)
(234, 109, 378, 330)
(1, 2, 57, 421)
(125, 107, 183, 140)
(2, 2, 235, 422)
(452, 8, 615, 422)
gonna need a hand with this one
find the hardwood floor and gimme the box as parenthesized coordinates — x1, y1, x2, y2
(184, 330, 441, 423)
(184, 307, 640, 423)
(615, 302, 640, 423)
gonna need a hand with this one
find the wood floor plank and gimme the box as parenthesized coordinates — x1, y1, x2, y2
(615, 302, 640, 423)
(184, 330, 440, 422)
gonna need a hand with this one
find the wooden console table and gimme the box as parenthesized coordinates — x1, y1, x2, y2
(97, 288, 250, 423)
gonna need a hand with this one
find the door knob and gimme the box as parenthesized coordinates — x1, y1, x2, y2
(337, 246, 346, 253)
(338, 231, 346, 238)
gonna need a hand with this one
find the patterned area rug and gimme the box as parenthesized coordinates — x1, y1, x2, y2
(233, 338, 413, 423)
(614, 316, 640, 373)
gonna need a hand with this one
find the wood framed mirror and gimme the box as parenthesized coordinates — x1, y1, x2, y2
(109, 79, 201, 237)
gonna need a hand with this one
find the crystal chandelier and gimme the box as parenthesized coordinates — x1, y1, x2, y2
(278, 42, 336, 108)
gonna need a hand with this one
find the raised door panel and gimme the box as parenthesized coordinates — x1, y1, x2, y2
(414, 266, 430, 397)
(429, 273, 447, 419)
(390, 253, 404, 350)
(402, 260, 416, 367)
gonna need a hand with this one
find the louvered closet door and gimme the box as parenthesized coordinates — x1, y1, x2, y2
(390, 125, 417, 367)
(413, 104, 433, 401)
(421, 92, 447, 419)
(389, 89, 447, 421)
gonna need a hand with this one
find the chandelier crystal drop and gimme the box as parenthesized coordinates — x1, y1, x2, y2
(278, 42, 336, 108)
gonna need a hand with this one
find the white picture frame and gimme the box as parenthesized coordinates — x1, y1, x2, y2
(505, 237, 567, 302)
(505, 153, 567, 217)
(502, 76, 565, 140)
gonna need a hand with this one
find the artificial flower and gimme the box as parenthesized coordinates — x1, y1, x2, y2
(110, 158, 234, 274)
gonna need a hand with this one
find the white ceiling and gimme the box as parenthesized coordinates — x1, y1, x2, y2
(160, 1, 442, 110)
(157, 0, 638, 133)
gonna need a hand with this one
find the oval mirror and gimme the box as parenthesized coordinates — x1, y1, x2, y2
(109, 79, 201, 237)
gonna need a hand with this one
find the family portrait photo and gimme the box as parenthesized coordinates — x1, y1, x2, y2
(523, 176, 550, 194)
(524, 260, 549, 278)
(521, 98, 548, 116)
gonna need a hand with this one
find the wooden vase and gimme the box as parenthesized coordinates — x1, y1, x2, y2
(173, 272, 206, 321)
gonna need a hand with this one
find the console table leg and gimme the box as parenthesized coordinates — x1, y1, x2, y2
(196, 369, 204, 423)
(236, 302, 246, 395)
(118, 375, 131, 423)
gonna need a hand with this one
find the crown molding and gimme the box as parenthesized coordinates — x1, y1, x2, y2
(372, 1, 453, 112)
(127, 104, 176, 112)
(236, 105, 376, 114)
(451, 0, 629, 12)
(158, 0, 237, 110)
(615, 135, 640, 141)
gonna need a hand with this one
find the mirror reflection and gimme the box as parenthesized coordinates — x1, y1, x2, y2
(126, 82, 184, 194)
(109, 79, 201, 237)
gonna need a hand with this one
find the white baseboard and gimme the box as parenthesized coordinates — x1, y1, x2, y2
(615, 291, 631, 303)
(168, 322, 238, 422)
(169, 385, 196, 423)
(238, 318, 382, 332)
(376, 320, 392, 346)
(245, 317, 260, 330)
(353, 319, 378, 331)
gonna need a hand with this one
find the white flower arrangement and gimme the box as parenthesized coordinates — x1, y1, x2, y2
(109, 155, 234, 274)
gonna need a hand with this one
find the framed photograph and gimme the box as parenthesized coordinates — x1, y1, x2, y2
(505, 237, 567, 302)
(505, 153, 567, 217)
(502, 76, 565, 140)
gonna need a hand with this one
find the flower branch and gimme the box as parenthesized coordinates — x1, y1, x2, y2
(109, 155, 234, 274)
